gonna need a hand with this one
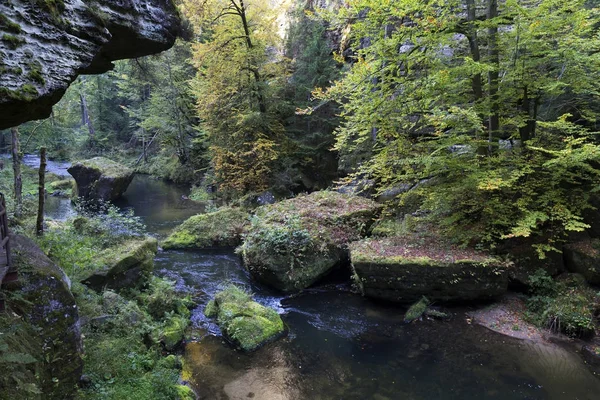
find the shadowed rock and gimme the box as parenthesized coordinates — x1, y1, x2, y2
(350, 236, 508, 303)
(0, 0, 181, 129)
(8, 234, 83, 399)
(68, 157, 134, 201)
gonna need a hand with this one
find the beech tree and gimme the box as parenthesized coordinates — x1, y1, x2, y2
(182, 0, 289, 195)
(319, 0, 600, 252)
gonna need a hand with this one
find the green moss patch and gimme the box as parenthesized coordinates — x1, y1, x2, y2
(1, 33, 24, 49)
(204, 285, 285, 352)
(71, 156, 133, 180)
(163, 207, 249, 250)
(0, 13, 22, 34)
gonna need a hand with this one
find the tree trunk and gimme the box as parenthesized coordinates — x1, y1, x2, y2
(80, 92, 96, 144)
(11, 127, 22, 217)
(236, 0, 267, 113)
(487, 0, 500, 153)
(36, 147, 46, 236)
(466, 0, 483, 100)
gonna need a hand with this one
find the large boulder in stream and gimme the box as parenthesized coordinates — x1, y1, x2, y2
(6, 234, 83, 399)
(163, 207, 250, 250)
(240, 191, 381, 292)
(564, 238, 600, 284)
(82, 237, 158, 291)
(0, 0, 181, 130)
(349, 236, 508, 303)
(204, 285, 285, 352)
(68, 157, 134, 202)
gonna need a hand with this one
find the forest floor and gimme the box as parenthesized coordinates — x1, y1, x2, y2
(468, 294, 546, 342)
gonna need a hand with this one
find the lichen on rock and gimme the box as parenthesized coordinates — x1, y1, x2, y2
(204, 285, 285, 352)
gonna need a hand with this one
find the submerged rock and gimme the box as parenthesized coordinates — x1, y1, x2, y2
(162, 207, 249, 250)
(0, 0, 181, 129)
(8, 234, 83, 399)
(350, 236, 508, 303)
(564, 238, 600, 284)
(204, 285, 285, 352)
(68, 157, 134, 201)
(82, 237, 158, 291)
(240, 191, 381, 292)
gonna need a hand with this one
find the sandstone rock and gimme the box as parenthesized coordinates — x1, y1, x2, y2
(9, 234, 83, 399)
(0, 0, 181, 129)
(82, 237, 158, 291)
(162, 207, 249, 250)
(204, 285, 285, 352)
(564, 238, 600, 284)
(68, 157, 134, 201)
(240, 191, 381, 292)
(350, 236, 508, 303)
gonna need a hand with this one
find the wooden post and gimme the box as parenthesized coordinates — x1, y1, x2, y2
(36, 147, 46, 236)
(10, 127, 22, 217)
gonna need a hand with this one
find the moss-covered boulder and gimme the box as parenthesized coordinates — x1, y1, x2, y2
(240, 191, 381, 292)
(564, 238, 600, 284)
(82, 237, 158, 291)
(204, 285, 285, 352)
(162, 207, 249, 250)
(68, 157, 134, 202)
(350, 236, 508, 303)
(8, 234, 83, 399)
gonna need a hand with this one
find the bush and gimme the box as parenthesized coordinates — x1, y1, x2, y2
(526, 269, 599, 337)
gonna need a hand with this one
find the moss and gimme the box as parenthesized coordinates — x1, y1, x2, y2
(404, 296, 430, 322)
(163, 207, 249, 250)
(26, 60, 45, 85)
(0, 13, 22, 34)
(1, 33, 24, 49)
(160, 314, 189, 351)
(0, 85, 38, 102)
(204, 299, 218, 318)
(176, 384, 196, 400)
(48, 178, 74, 192)
(206, 285, 285, 352)
(72, 157, 133, 179)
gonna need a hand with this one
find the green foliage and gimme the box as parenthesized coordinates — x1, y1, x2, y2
(2, 33, 24, 49)
(319, 0, 600, 251)
(0, 13, 22, 34)
(526, 270, 599, 337)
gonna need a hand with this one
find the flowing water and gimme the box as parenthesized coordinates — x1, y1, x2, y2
(42, 162, 600, 400)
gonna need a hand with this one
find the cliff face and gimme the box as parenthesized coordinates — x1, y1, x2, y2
(0, 0, 181, 129)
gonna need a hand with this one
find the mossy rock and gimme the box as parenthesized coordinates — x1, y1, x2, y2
(8, 234, 83, 399)
(350, 236, 508, 303)
(160, 314, 189, 351)
(81, 237, 158, 291)
(240, 191, 381, 292)
(67, 157, 134, 201)
(163, 207, 249, 250)
(564, 238, 600, 284)
(204, 285, 285, 352)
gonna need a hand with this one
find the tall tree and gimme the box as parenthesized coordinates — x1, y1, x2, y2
(319, 0, 600, 251)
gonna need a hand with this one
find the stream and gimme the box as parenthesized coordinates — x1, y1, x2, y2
(39, 159, 600, 399)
